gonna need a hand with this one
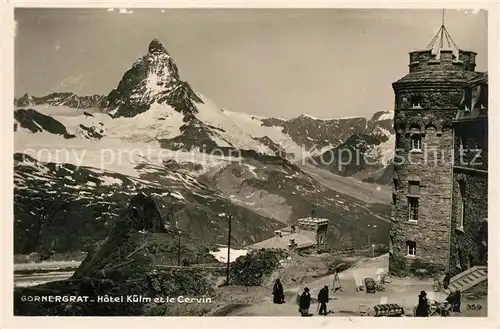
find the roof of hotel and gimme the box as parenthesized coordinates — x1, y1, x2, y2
(246, 227, 316, 250)
(467, 72, 488, 86)
(297, 217, 329, 223)
(393, 69, 483, 87)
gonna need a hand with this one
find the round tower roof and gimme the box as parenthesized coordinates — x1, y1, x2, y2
(393, 11, 481, 88)
(393, 69, 483, 88)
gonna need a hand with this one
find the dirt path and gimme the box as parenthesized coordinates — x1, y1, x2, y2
(227, 254, 434, 316)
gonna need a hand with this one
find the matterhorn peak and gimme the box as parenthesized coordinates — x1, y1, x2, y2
(148, 38, 168, 54)
(105, 39, 204, 118)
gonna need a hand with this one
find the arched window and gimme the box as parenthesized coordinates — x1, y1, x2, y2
(318, 235, 325, 245)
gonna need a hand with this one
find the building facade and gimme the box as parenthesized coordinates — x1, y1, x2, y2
(246, 217, 329, 252)
(389, 24, 487, 274)
(449, 73, 488, 276)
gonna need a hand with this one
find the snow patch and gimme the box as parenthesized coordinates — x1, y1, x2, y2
(299, 113, 364, 121)
(209, 248, 248, 263)
(244, 164, 258, 177)
(223, 109, 305, 160)
(195, 94, 274, 154)
(170, 191, 185, 200)
(100, 176, 123, 187)
(377, 111, 394, 121)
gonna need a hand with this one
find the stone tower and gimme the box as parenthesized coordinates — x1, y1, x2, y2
(389, 19, 483, 274)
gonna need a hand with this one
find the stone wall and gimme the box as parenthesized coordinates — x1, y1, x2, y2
(395, 90, 464, 111)
(463, 279, 488, 298)
(454, 119, 488, 171)
(449, 168, 488, 276)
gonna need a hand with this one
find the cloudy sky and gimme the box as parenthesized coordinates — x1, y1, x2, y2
(15, 8, 488, 119)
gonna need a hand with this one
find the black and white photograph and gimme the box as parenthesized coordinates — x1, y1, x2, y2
(3, 5, 495, 322)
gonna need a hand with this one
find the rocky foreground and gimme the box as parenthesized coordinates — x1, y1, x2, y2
(14, 192, 363, 316)
(14, 193, 221, 316)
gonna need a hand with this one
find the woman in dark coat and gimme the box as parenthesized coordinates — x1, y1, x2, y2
(453, 290, 461, 312)
(443, 272, 451, 290)
(273, 279, 284, 304)
(299, 287, 311, 316)
(415, 291, 429, 317)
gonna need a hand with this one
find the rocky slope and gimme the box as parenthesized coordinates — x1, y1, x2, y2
(14, 153, 283, 256)
(14, 38, 392, 259)
(14, 193, 221, 316)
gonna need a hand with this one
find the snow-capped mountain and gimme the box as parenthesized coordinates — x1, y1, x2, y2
(223, 108, 395, 181)
(14, 38, 392, 259)
(223, 109, 394, 162)
(305, 110, 395, 178)
(14, 107, 105, 140)
(105, 39, 274, 155)
(15, 92, 106, 109)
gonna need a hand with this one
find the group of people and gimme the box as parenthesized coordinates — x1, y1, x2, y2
(298, 286, 330, 316)
(274, 271, 462, 317)
(272, 279, 331, 316)
(415, 289, 462, 317)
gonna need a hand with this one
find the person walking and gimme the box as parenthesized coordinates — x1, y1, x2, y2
(317, 285, 329, 315)
(272, 279, 284, 304)
(298, 287, 311, 316)
(415, 291, 429, 317)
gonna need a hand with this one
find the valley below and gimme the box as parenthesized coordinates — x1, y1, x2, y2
(300, 164, 391, 205)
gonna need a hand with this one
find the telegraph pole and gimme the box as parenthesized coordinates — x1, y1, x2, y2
(177, 227, 181, 266)
(226, 214, 233, 285)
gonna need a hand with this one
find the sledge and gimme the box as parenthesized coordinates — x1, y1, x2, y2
(373, 303, 404, 317)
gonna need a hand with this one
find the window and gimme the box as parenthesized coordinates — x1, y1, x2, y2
(408, 197, 419, 222)
(463, 88, 472, 112)
(401, 96, 408, 107)
(458, 198, 465, 228)
(458, 136, 465, 150)
(406, 241, 417, 256)
(408, 181, 420, 195)
(480, 85, 488, 109)
(455, 250, 462, 269)
(392, 193, 397, 205)
(318, 235, 325, 245)
(410, 95, 422, 108)
(411, 135, 422, 151)
(457, 181, 466, 229)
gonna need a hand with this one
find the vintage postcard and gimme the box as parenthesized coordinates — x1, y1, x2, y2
(1, 2, 498, 328)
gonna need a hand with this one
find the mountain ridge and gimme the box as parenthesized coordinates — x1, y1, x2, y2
(13, 38, 392, 259)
